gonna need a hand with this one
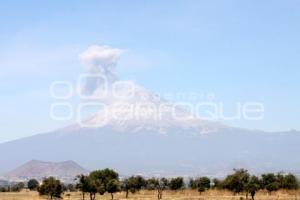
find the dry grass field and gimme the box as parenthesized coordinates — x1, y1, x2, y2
(0, 190, 299, 200)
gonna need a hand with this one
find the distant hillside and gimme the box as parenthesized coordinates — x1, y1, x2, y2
(3, 160, 89, 183)
(0, 128, 300, 177)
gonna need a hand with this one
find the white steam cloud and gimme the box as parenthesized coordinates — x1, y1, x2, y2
(79, 45, 122, 73)
(79, 45, 123, 95)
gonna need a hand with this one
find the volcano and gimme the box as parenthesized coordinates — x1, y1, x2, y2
(1, 45, 300, 178)
(0, 83, 299, 177)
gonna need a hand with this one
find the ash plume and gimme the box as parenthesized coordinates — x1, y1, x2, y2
(79, 45, 123, 95)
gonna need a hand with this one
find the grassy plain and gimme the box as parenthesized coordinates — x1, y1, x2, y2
(0, 190, 299, 200)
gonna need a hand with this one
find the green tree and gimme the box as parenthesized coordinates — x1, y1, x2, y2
(38, 177, 64, 200)
(121, 176, 146, 198)
(276, 172, 285, 188)
(27, 179, 39, 191)
(246, 176, 261, 200)
(189, 178, 197, 190)
(212, 178, 223, 189)
(282, 173, 299, 190)
(189, 177, 211, 194)
(76, 175, 89, 200)
(146, 178, 169, 199)
(197, 177, 211, 194)
(121, 177, 132, 198)
(223, 169, 250, 195)
(0, 187, 8, 192)
(89, 168, 120, 199)
(86, 176, 98, 200)
(169, 177, 184, 190)
(135, 176, 147, 191)
(107, 179, 119, 200)
(265, 182, 279, 193)
(261, 173, 279, 193)
(11, 182, 25, 192)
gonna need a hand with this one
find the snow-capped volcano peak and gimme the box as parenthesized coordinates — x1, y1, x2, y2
(79, 82, 223, 134)
(74, 45, 224, 134)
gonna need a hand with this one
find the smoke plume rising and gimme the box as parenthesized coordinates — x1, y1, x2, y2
(79, 45, 123, 95)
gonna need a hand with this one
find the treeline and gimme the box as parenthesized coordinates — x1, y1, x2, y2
(1, 168, 299, 200)
(0, 182, 25, 192)
(209, 169, 299, 199)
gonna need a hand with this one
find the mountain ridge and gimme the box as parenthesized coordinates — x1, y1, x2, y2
(2, 160, 89, 182)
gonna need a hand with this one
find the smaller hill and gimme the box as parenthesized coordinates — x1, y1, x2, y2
(3, 160, 89, 183)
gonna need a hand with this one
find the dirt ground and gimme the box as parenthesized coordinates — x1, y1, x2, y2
(0, 189, 299, 200)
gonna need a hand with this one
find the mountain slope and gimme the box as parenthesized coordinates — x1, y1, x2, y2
(0, 127, 299, 177)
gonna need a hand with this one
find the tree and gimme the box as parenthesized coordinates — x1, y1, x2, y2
(282, 173, 299, 190)
(212, 178, 223, 189)
(261, 173, 279, 193)
(189, 177, 211, 194)
(107, 179, 119, 200)
(169, 177, 184, 190)
(38, 177, 64, 200)
(276, 172, 285, 189)
(66, 183, 76, 192)
(11, 182, 25, 192)
(189, 178, 197, 190)
(27, 179, 39, 191)
(0, 187, 8, 192)
(197, 177, 211, 194)
(246, 176, 261, 200)
(134, 176, 147, 191)
(223, 169, 250, 195)
(89, 168, 120, 199)
(76, 175, 89, 200)
(146, 177, 169, 199)
(265, 182, 279, 193)
(121, 178, 131, 198)
(121, 176, 146, 198)
(86, 176, 98, 200)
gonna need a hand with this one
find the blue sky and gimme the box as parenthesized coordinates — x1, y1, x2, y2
(1, 0, 300, 142)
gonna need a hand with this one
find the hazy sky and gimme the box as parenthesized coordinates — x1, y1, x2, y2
(1, 0, 300, 142)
